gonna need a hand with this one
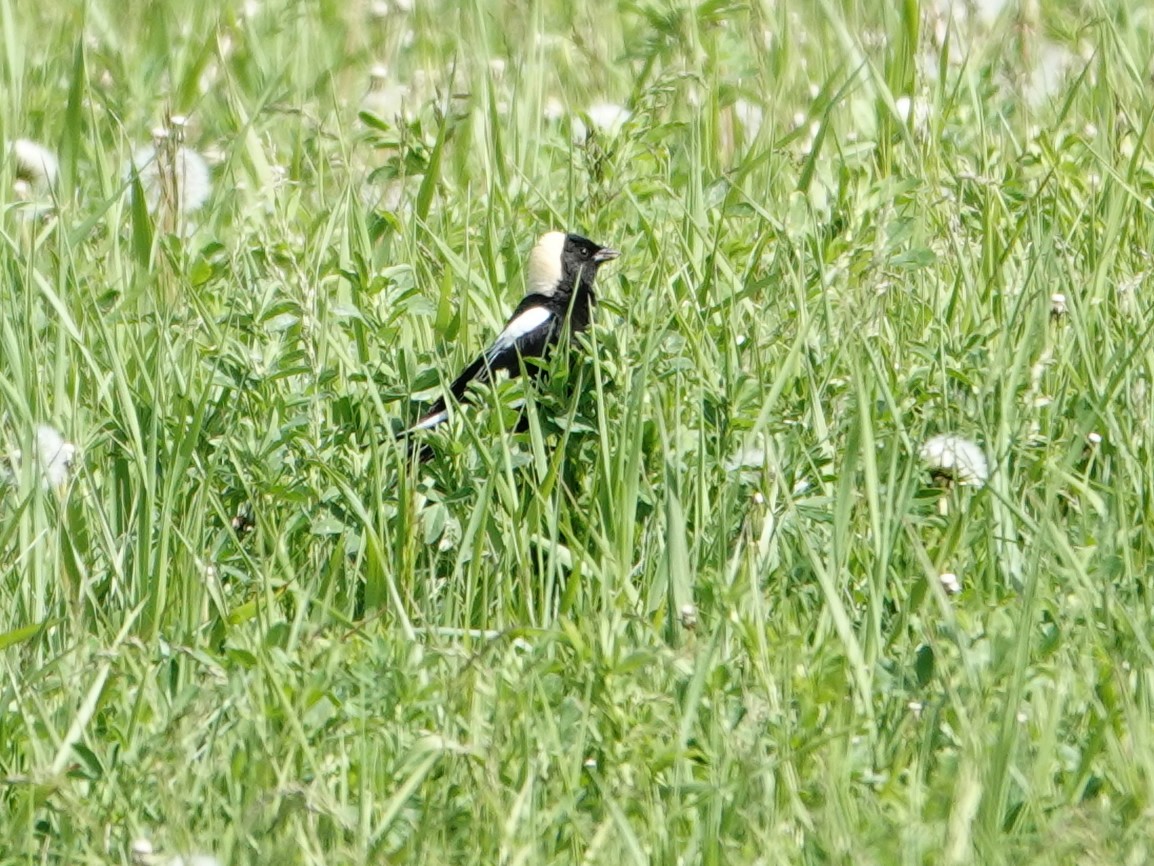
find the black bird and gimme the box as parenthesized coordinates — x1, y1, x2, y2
(403, 231, 620, 437)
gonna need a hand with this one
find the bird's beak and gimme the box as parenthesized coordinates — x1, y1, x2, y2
(593, 247, 620, 263)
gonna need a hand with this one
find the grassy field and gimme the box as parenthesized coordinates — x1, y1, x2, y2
(3, 0, 1154, 862)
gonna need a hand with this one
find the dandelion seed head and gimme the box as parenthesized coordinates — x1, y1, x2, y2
(895, 95, 931, 132)
(130, 838, 154, 859)
(585, 101, 631, 134)
(7, 424, 76, 489)
(920, 434, 988, 488)
(732, 99, 764, 138)
(125, 145, 212, 216)
(12, 139, 59, 189)
(1050, 293, 1067, 317)
(1024, 40, 1076, 106)
(972, 0, 1009, 25)
(36, 424, 76, 488)
(362, 67, 413, 123)
(376, 178, 408, 213)
(679, 603, 698, 631)
(542, 96, 564, 122)
(724, 433, 771, 472)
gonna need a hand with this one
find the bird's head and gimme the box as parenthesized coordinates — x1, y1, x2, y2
(527, 231, 619, 296)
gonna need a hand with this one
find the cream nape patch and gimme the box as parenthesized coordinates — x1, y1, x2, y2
(526, 231, 566, 295)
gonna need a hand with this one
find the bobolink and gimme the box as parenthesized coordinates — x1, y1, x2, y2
(403, 231, 619, 440)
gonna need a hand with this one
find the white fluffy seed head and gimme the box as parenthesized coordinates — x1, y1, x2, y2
(12, 139, 59, 189)
(130, 838, 154, 859)
(679, 603, 698, 630)
(527, 231, 566, 295)
(920, 434, 988, 488)
(7, 424, 76, 489)
(586, 102, 631, 133)
(36, 424, 76, 488)
(125, 145, 211, 216)
(543, 96, 564, 122)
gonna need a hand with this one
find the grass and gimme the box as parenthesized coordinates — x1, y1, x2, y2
(2, 0, 1154, 862)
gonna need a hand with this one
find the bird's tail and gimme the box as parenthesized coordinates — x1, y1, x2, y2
(402, 400, 450, 435)
(398, 354, 491, 439)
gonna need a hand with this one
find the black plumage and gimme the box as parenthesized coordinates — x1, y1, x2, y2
(403, 231, 619, 438)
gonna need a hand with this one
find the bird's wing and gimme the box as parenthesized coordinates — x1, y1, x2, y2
(482, 303, 556, 366)
(406, 299, 561, 434)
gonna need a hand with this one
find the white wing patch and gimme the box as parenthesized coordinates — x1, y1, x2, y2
(526, 232, 566, 295)
(488, 306, 553, 356)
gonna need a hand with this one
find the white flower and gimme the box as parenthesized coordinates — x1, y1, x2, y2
(585, 101, 631, 134)
(1050, 292, 1067, 318)
(920, 434, 988, 488)
(125, 144, 211, 216)
(1087, 431, 1102, 446)
(939, 571, 961, 594)
(11, 139, 59, 190)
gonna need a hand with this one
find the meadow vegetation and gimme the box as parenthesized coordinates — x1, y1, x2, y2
(2, 0, 1154, 862)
